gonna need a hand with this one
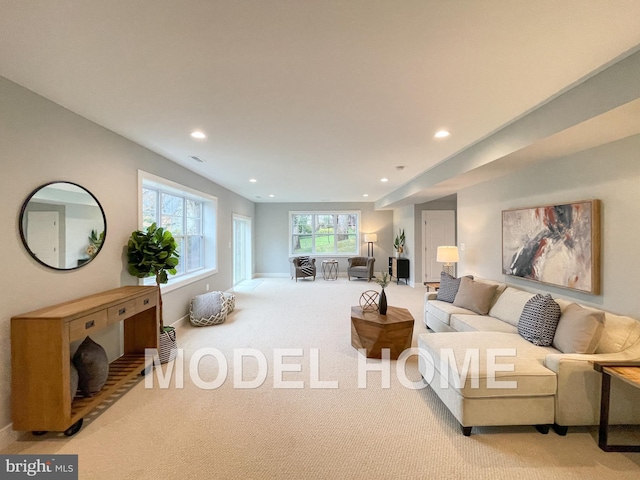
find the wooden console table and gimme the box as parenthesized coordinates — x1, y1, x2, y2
(11, 286, 159, 436)
(593, 361, 640, 452)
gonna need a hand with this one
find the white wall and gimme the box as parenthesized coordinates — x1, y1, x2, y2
(392, 205, 415, 285)
(457, 134, 640, 315)
(0, 77, 254, 441)
(255, 202, 393, 277)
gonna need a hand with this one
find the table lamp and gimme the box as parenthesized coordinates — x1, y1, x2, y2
(437, 246, 459, 276)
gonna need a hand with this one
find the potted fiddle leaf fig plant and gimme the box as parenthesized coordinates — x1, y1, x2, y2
(126, 222, 180, 363)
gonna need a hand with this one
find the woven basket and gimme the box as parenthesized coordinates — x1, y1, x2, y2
(159, 327, 178, 364)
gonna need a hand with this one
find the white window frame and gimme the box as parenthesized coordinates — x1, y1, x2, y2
(138, 171, 218, 293)
(289, 210, 361, 257)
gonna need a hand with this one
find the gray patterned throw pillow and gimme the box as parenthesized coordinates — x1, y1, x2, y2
(436, 272, 473, 303)
(518, 293, 561, 346)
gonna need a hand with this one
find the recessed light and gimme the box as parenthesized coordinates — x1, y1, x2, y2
(269, 194, 275, 198)
(380, 178, 389, 183)
(434, 130, 450, 138)
(249, 178, 257, 183)
(363, 194, 369, 197)
(190, 131, 206, 139)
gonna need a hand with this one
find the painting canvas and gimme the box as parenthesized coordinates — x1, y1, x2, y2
(502, 200, 600, 294)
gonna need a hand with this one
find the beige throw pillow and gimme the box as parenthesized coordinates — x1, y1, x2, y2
(552, 303, 605, 354)
(452, 277, 498, 315)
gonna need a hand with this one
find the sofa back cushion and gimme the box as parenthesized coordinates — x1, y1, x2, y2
(552, 303, 605, 354)
(488, 287, 536, 326)
(452, 277, 498, 315)
(543, 298, 640, 354)
(596, 312, 640, 354)
(518, 294, 561, 346)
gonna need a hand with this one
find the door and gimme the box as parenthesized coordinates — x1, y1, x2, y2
(233, 214, 252, 285)
(27, 211, 60, 268)
(422, 210, 455, 283)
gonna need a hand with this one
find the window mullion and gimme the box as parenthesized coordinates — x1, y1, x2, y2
(182, 199, 188, 272)
(312, 214, 316, 254)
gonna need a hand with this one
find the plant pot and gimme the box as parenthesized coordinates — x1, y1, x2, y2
(378, 288, 387, 315)
(159, 327, 177, 364)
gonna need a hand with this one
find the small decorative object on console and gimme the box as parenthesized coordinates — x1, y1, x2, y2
(72, 336, 109, 397)
(359, 290, 379, 312)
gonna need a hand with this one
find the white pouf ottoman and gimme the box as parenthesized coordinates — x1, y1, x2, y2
(189, 291, 236, 327)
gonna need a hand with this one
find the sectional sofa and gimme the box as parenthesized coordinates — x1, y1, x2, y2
(418, 276, 640, 436)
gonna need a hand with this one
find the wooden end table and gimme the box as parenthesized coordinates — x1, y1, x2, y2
(424, 282, 440, 292)
(593, 361, 640, 452)
(350, 306, 414, 360)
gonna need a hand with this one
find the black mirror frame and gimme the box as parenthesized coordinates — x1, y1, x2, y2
(19, 181, 107, 271)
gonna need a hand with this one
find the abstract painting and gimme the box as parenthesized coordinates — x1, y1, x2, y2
(502, 200, 600, 294)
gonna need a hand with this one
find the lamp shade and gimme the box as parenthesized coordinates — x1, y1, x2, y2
(364, 233, 377, 243)
(436, 246, 459, 263)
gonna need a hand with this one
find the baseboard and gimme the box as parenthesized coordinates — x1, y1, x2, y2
(170, 314, 189, 328)
(254, 273, 289, 278)
(0, 422, 20, 450)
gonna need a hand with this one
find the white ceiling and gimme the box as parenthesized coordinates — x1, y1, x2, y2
(2, 1, 640, 205)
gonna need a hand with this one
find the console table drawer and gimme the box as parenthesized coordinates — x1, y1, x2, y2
(135, 293, 157, 312)
(107, 300, 136, 324)
(69, 310, 108, 342)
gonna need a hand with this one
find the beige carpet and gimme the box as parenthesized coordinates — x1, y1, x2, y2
(3, 277, 640, 479)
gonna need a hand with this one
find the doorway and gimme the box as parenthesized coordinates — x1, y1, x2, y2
(422, 210, 456, 283)
(232, 214, 252, 286)
(27, 211, 60, 268)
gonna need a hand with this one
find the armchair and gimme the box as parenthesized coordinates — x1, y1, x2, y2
(290, 256, 316, 282)
(347, 257, 375, 281)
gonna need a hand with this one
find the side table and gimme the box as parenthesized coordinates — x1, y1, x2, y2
(593, 361, 640, 452)
(424, 282, 440, 292)
(350, 306, 414, 359)
(321, 260, 338, 281)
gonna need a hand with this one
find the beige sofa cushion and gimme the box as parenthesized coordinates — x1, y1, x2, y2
(426, 300, 476, 326)
(488, 287, 536, 326)
(450, 314, 518, 334)
(597, 312, 640, 354)
(453, 277, 498, 315)
(418, 332, 558, 398)
(553, 299, 640, 354)
(553, 303, 604, 354)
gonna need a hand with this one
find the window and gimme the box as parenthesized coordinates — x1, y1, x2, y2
(290, 211, 360, 256)
(139, 171, 217, 288)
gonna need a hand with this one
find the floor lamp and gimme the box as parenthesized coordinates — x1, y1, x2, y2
(364, 233, 377, 258)
(437, 246, 459, 276)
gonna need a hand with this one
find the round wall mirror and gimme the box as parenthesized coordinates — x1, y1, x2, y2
(19, 181, 107, 270)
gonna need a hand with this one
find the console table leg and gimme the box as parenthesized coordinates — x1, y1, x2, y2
(599, 371, 611, 450)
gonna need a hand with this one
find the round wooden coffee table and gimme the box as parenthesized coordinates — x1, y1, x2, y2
(350, 305, 414, 359)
